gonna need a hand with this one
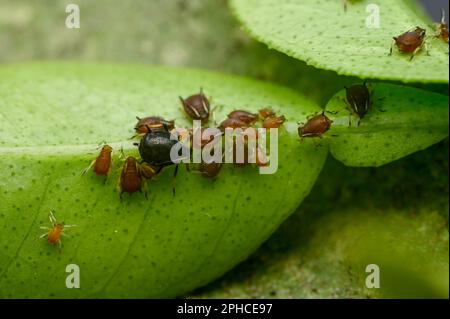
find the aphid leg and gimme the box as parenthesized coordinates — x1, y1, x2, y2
(409, 43, 425, 61)
(129, 133, 144, 140)
(343, 0, 347, 12)
(172, 164, 179, 196)
(210, 104, 223, 125)
(424, 42, 430, 56)
(118, 147, 126, 161)
(143, 180, 149, 200)
(82, 160, 95, 176)
(389, 38, 396, 56)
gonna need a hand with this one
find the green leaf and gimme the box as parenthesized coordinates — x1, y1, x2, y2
(0, 62, 327, 298)
(230, 0, 449, 83)
(325, 83, 449, 167)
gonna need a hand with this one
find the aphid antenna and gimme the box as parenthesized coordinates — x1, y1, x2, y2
(441, 9, 447, 24)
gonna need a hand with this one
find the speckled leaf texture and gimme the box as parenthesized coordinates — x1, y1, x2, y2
(230, 0, 449, 83)
(325, 83, 449, 166)
(0, 63, 327, 298)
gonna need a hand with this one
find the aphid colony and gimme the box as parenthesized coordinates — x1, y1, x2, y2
(82, 89, 287, 199)
(45, 83, 382, 248)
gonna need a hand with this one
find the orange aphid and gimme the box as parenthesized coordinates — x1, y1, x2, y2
(83, 144, 113, 177)
(39, 211, 75, 248)
(258, 108, 276, 120)
(119, 156, 147, 199)
(435, 9, 449, 43)
(263, 115, 286, 129)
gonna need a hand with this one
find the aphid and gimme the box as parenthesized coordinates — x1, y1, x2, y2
(344, 82, 372, 120)
(137, 126, 189, 195)
(82, 144, 113, 179)
(227, 110, 258, 125)
(258, 108, 276, 120)
(219, 117, 248, 131)
(134, 116, 175, 135)
(199, 162, 223, 178)
(390, 27, 429, 61)
(263, 115, 286, 129)
(435, 9, 449, 43)
(119, 156, 147, 199)
(179, 88, 211, 123)
(39, 211, 75, 249)
(255, 146, 269, 167)
(298, 112, 333, 138)
(188, 127, 223, 149)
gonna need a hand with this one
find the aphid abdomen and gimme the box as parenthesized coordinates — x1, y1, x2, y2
(120, 158, 142, 195)
(94, 154, 111, 175)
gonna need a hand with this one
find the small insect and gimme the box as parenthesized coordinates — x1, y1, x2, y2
(435, 9, 449, 43)
(137, 126, 189, 195)
(119, 156, 148, 199)
(255, 146, 269, 167)
(263, 115, 286, 129)
(82, 144, 113, 179)
(298, 112, 333, 138)
(227, 110, 258, 125)
(344, 82, 372, 120)
(179, 88, 211, 123)
(199, 162, 223, 178)
(390, 26, 429, 61)
(39, 210, 75, 249)
(219, 117, 248, 131)
(258, 108, 276, 120)
(134, 116, 175, 135)
(187, 127, 221, 149)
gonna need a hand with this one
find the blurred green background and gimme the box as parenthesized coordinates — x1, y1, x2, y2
(0, 0, 448, 298)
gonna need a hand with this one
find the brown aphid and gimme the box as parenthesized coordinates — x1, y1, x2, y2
(119, 156, 146, 199)
(435, 9, 449, 43)
(227, 110, 258, 125)
(82, 144, 113, 177)
(255, 146, 269, 167)
(298, 112, 333, 138)
(219, 117, 248, 131)
(263, 115, 286, 129)
(179, 88, 210, 123)
(134, 116, 175, 134)
(199, 162, 222, 178)
(345, 82, 372, 120)
(258, 108, 276, 120)
(390, 27, 429, 61)
(39, 211, 75, 249)
(189, 127, 223, 150)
